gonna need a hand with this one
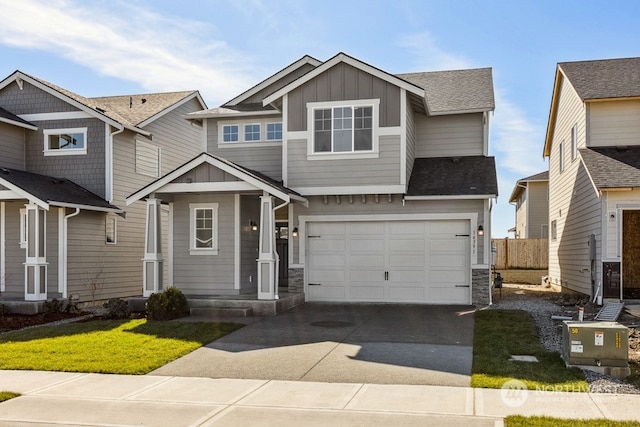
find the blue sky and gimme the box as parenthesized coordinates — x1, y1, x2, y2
(1, 0, 639, 237)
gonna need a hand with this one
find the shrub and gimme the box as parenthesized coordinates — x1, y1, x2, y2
(146, 287, 189, 321)
(103, 299, 131, 319)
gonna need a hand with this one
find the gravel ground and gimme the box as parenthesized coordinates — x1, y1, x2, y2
(490, 283, 640, 394)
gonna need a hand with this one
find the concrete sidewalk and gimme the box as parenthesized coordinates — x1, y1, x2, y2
(1, 371, 640, 426)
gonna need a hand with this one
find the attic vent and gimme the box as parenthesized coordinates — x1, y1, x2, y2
(452, 158, 461, 163)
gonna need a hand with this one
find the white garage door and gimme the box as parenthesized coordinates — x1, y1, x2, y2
(306, 220, 470, 304)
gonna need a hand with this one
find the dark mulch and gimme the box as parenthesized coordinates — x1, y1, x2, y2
(0, 312, 89, 333)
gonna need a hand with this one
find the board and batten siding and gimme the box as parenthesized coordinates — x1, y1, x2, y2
(1, 202, 25, 298)
(287, 62, 401, 132)
(287, 135, 401, 188)
(548, 77, 600, 295)
(406, 97, 416, 185)
(414, 113, 484, 158)
(291, 196, 486, 265)
(206, 117, 283, 181)
(242, 63, 317, 104)
(172, 194, 236, 295)
(0, 122, 26, 169)
(528, 181, 549, 239)
(588, 100, 640, 148)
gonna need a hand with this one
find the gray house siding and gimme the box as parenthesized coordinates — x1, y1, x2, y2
(287, 135, 401, 188)
(415, 113, 484, 158)
(239, 195, 260, 292)
(0, 81, 79, 115)
(206, 117, 283, 181)
(173, 163, 241, 184)
(406, 98, 416, 184)
(172, 193, 236, 295)
(287, 63, 401, 132)
(528, 181, 549, 239)
(25, 117, 106, 197)
(0, 122, 26, 169)
(1, 202, 24, 298)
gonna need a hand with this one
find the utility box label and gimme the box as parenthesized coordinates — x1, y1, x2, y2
(571, 343, 584, 353)
(595, 331, 604, 346)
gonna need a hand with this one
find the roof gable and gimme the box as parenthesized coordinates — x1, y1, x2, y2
(509, 170, 549, 202)
(263, 52, 426, 106)
(559, 57, 640, 101)
(580, 147, 640, 192)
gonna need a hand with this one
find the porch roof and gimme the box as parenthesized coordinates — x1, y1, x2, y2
(0, 106, 37, 130)
(580, 146, 640, 190)
(126, 152, 308, 206)
(0, 167, 123, 213)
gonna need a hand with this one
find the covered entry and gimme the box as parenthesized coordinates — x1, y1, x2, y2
(623, 210, 640, 299)
(306, 219, 471, 304)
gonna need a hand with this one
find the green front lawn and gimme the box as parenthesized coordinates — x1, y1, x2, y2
(0, 392, 20, 402)
(0, 319, 243, 374)
(472, 309, 588, 391)
(505, 416, 640, 427)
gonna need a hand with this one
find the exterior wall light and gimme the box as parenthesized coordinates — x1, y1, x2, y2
(477, 225, 484, 236)
(292, 227, 298, 237)
(250, 221, 258, 231)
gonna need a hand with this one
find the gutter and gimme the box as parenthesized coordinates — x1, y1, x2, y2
(59, 208, 80, 298)
(272, 200, 289, 300)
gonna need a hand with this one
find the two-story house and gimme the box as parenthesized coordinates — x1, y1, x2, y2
(0, 70, 206, 312)
(544, 57, 640, 301)
(128, 53, 497, 306)
(509, 171, 549, 239)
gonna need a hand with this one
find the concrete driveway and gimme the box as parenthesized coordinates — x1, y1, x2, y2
(150, 303, 475, 386)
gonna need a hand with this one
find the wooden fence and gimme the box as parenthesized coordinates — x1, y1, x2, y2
(491, 238, 548, 270)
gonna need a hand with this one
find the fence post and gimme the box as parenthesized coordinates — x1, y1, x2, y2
(504, 237, 509, 270)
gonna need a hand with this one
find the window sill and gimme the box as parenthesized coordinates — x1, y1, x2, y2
(218, 141, 281, 148)
(189, 249, 219, 256)
(44, 149, 87, 156)
(306, 152, 379, 161)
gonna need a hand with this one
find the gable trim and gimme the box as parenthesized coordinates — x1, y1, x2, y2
(263, 52, 425, 106)
(0, 178, 49, 210)
(0, 117, 38, 131)
(137, 91, 206, 127)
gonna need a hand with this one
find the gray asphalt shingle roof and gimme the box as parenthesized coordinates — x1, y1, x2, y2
(407, 156, 498, 197)
(580, 147, 640, 189)
(0, 167, 121, 212)
(398, 68, 495, 114)
(559, 57, 640, 100)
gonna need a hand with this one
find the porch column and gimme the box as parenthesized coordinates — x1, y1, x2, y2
(143, 197, 163, 297)
(257, 193, 275, 300)
(24, 203, 47, 301)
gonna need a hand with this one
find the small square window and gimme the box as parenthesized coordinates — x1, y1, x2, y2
(106, 217, 117, 244)
(267, 123, 282, 141)
(244, 124, 261, 141)
(222, 125, 239, 143)
(44, 128, 87, 156)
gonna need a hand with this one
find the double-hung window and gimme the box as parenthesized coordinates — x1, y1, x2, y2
(571, 124, 578, 161)
(44, 128, 87, 156)
(309, 100, 378, 157)
(189, 203, 219, 255)
(559, 141, 565, 173)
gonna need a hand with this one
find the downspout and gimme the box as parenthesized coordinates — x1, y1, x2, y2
(61, 208, 80, 298)
(272, 200, 289, 300)
(106, 126, 125, 203)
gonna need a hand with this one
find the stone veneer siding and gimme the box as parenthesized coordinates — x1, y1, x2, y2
(287, 268, 304, 293)
(472, 268, 490, 305)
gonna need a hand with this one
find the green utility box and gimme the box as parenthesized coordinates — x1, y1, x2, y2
(562, 321, 628, 367)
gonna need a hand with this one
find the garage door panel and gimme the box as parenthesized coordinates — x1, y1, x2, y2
(307, 220, 470, 304)
(350, 286, 385, 300)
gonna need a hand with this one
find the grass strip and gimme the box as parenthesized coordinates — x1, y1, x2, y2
(0, 392, 20, 402)
(472, 309, 588, 391)
(0, 319, 243, 374)
(505, 415, 640, 427)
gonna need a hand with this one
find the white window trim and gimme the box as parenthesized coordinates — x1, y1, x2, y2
(571, 124, 578, 161)
(19, 208, 27, 249)
(266, 122, 283, 141)
(306, 99, 380, 160)
(243, 123, 262, 142)
(559, 140, 565, 173)
(189, 203, 219, 255)
(135, 139, 161, 178)
(43, 127, 87, 156)
(105, 216, 117, 245)
(221, 124, 240, 143)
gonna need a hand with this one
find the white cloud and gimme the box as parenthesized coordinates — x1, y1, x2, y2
(0, 0, 254, 104)
(398, 31, 474, 71)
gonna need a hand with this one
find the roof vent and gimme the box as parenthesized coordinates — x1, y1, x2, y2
(141, 98, 147, 104)
(95, 107, 106, 113)
(452, 158, 461, 163)
(0, 167, 10, 174)
(50, 179, 66, 184)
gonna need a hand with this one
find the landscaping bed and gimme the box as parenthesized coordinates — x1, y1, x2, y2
(491, 283, 640, 394)
(0, 311, 90, 333)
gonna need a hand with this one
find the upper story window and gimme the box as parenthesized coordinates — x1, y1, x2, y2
(43, 127, 87, 156)
(222, 125, 239, 142)
(571, 124, 578, 161)
(244, 124, 261, 141)
(266, 122, 282, 141)
(307, 99, 379, 159)
(559, 140, 565, 173)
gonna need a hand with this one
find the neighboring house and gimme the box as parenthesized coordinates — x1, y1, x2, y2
(128, 52, 498, 305)
(509, 171, 549, 239)
(544, 57, 640, 301)
(0, 70, 206, 310)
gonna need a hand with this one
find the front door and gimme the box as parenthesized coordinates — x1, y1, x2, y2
(623, 210, 640, 299)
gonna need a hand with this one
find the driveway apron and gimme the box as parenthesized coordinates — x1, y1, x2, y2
(150, 303, 475, 386)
